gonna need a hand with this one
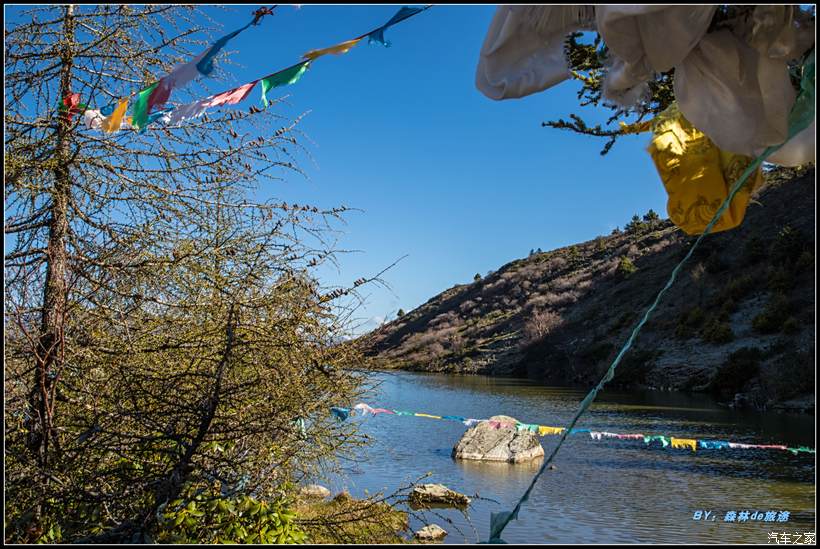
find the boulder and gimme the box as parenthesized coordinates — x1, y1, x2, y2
(414, 524, 447, 541)
(409, 483, 470, 507)
(298, 484, 331, 499)
(452, 415, 544, 463)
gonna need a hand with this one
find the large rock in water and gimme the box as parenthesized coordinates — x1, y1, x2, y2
(452, 415, 544, 463)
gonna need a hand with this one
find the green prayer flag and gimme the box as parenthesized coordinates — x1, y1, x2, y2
(260, 62, 310, 107)
(132, 82, 160, 131)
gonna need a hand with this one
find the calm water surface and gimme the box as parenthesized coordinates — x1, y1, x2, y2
(317, 371, 815, 544)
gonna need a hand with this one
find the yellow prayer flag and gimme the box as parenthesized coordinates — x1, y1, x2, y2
(538, 426, 564, 436)
(648, 103, 763, 235)
(670, 437, 697, 452)
(414, 413, 441, 419)
(101, 98, 129, 133)
(303, 38, 362, 61)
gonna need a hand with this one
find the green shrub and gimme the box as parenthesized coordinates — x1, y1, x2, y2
(643, 209, 660, 228)
(743, 236, 766, 264)
(684, 306, 705, 324)
(155, 492, 307, 544)
(675, 324, 693, 339)
(763, 348, 814, 401)
(700, 316, 734, 344)
(767, 266, 795, 292)
(772, 225, 807, 264)
(724, 274, 757, 301)
(795, 250, 814, 272)
(676, 306, 704, 339)
(625, 214, 647, 233)
(782, 317, 799, 334)
(717, 301, 734, 321)
(617, 257, 637, 277)
(710, 347, 763, 398)
(752, 293, 791, 334)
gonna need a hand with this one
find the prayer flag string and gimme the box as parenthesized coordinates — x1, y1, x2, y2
(79, 5, 431, 133)
(336, 401, 815, 457)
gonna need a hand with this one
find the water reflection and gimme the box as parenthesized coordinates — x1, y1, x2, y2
(456, 456, 545, 478)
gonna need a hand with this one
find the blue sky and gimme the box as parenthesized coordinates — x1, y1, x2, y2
(229, 5, 666, 333)
(8, 4, 670, 334)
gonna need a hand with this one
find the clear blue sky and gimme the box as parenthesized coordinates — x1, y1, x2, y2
(227, 5, 666, 334)
(10, 4, 671, 334)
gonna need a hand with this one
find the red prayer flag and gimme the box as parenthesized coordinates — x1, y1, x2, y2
(208, 81, 258, 107)
(60, 92, 82, 122)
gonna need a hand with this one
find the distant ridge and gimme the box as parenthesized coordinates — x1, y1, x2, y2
(360, 168, 815, 413)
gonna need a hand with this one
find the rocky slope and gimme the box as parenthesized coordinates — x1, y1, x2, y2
(361, 168, 815, 413)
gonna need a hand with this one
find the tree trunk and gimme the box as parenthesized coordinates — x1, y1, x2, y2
(27, 3, 76, 467)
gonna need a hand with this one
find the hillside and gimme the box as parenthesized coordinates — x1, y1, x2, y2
(360, 168, 816, 413)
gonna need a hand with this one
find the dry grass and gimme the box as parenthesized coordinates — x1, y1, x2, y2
(296, 494, 410, 544)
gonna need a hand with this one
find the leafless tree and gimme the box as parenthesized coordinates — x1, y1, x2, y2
(521, 309, 561, 346)
(5, 5, 383, 542)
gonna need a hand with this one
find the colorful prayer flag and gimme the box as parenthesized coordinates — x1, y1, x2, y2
(101, 98, 129, 133)
(131, 82, 160, 131)
(146, 107, 174, 127)
(83, 109, 105, 130)
(166, 81, 256, 126)
(303, 37, 362, 61)
(670, 437, 697, 452)
(147, 51, 207, 114)
(100, 102, 117, 116)
(339, 402, 812, 458)
(330, 407, 350, 421)
(197, 18, 259, 76)
(82, 6, 428, 133)
(368, 6, 428, 47)
(208, 80, 258, 106)
(146, 9, 273, 116)
(166, 96, 212, 125)
(58, 92, 83, 123)
(260, 62, 310, 107)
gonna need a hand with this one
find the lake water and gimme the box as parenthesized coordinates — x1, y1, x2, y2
(318, 371, 815, 544)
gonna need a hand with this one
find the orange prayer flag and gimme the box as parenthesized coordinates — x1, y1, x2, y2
(302, 37, 362, 61)
(101, 98, 129, 133)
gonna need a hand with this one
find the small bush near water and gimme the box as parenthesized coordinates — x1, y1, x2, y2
(709, 347, 763, 399)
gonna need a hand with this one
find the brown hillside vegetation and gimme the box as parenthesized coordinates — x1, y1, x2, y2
(361, 167, 815, 413)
